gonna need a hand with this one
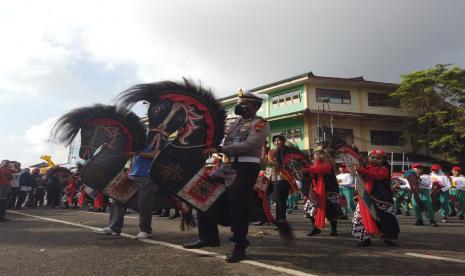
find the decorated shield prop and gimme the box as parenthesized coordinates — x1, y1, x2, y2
(278, 146, 311, 195)
(104, 170, 138, 204)
(404, 170, 424, 211)
(335, 145, 378, 220)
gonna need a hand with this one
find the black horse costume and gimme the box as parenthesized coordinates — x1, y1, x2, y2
(116, 79, 227, 212)
(51, 104, 147, 204)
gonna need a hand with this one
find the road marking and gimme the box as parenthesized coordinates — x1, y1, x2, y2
(405, 253, 465, 264)
(78, 210, 139, 219)
(9, 210, 316, 276)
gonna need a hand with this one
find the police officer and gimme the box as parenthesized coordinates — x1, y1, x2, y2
(183, 89, 269, 263)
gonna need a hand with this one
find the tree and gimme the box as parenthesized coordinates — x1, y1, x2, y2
(390, 64, 465, 164)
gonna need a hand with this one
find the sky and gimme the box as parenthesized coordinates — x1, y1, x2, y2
(1, 0, 465, 167)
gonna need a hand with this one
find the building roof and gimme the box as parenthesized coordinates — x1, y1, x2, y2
(305, 108, 410, 120)
(250, 72, 398, 92)
(218, 72, 398, 102)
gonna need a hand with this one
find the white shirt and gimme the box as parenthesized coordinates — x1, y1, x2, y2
(337, 173, 355, 188)
(399, 177, 410, 190)
(430, 171, 451, 192)
(9, 172, 21, 188)
(419, 174, 432, 189)
(451, 175, 465, 191)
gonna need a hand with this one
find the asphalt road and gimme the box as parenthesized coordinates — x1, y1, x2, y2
(1, 206, 465, 275)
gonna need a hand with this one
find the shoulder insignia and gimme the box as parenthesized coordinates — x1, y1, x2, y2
(254, 120, 266, 132)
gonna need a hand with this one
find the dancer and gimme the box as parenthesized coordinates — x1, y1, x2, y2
(351, 149, 399, 247)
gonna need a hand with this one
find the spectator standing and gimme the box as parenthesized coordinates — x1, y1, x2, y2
(337, 164, 355, 219)
(0, 160, 13, 221)
(8, 162, 21, 208)
(34, 171, 46, 207)
(16, 168, 35, 209)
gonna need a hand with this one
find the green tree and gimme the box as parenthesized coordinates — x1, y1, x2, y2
(390, 64, 465, 164)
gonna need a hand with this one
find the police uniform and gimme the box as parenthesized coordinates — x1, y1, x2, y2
(183, 89, 269, 263)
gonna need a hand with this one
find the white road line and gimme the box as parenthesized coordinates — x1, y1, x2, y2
(8, 210, 316, 276)
(405, 253, 465, 264)
(78, 210, 139, 219)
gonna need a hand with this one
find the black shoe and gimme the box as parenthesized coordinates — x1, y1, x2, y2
(429, 220, 438, 227)
(252, 221, 264, 226)
(395, 209, 402, 215)
(405, 211, 411, 216)
(449, 212, 457, 217)
(384, 239, 396, 246)
(159, 211, 170, 217)
(306, 228, 322, 236)
(152, 209, 162, 215)
(459, 215, 464, 220)
(0, 217, 10, 222)
(183, 240, 220, 249)
(357, 239, 372, 247)
(340, 215, 349, 220)
(414, 220, 424, 226)
(226, 247, 246, 263)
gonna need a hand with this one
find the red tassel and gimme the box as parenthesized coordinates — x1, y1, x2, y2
(358, 196, 379, 235)
(93, 191, 104, 209)
(255, 189, 274, 223)
(315, 174, 326, 229)
(78, 191, 86, 207)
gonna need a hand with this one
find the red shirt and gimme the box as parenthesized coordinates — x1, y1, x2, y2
(0, 167, 12, 186)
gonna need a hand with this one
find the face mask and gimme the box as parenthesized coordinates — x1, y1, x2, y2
(234, 104, 247, 116)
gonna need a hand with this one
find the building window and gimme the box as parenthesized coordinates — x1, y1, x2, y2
(333, 128, 354, 137)
(273, 128, 302, 143)
(370, 130, 404, 146)
(367, 93, 400, 107)
(316, 127, 353, 142)
(316, 88, 351, 104)
(271, 90, 301, 108)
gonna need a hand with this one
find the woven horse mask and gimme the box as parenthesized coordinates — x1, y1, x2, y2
(116, 79, 226, 208)
(51, 104, 146, 191)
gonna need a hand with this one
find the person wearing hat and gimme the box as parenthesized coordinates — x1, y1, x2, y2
(267, 134, 293, 223)
(392, 170, 411, 216)
(411, 163, 438, 226)
(351, 149, 399, 247)
(336, 164, 355, 219)
(183, 89, 269, 263)
(430, 164, 451, 222)
(304, 146, 342, 237)
(450, 166, 465, 220)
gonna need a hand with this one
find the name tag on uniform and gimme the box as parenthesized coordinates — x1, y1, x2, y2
(234, 134, 241, 143)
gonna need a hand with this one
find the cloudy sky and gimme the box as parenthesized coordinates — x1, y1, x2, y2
(1, 0, 464, 167)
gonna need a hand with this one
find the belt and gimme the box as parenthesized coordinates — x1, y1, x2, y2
(229, 156, 260, 163)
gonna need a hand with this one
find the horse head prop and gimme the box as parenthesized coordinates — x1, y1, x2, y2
(51, 104, 146, 191)
(117, 78, 226, 209)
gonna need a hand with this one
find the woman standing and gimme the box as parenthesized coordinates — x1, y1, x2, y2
(352, 149, 399, 247)
(304, 147, 341, 236)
